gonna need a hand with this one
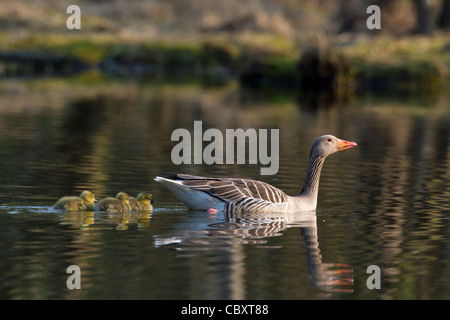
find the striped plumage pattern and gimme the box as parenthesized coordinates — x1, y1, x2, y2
(300, 155, 325, 196)
(161, 173, 289, 213)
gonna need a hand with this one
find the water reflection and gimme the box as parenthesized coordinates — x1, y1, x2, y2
(40, 205, 355, 295)
(0, 77, 449, 299)
(57, 210, 154, 231)
(155, 210, 354, 294)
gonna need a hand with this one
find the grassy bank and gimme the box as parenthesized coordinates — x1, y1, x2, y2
(0, 32, 448, 95)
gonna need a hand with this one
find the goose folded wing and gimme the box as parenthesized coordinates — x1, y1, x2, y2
(179, 175, 289, 205)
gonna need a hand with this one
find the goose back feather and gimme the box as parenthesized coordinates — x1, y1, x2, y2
(156, 173, 289, 213)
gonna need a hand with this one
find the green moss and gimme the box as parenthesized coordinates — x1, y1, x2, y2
(59, 40, 108, 63)
(0, 32, 447, 94)
(336, 34, 449, 91)
(351, 57, 446, 94)
(201, 39, 240, 68)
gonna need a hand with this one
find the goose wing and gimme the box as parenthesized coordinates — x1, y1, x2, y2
(161, 173, 289, 207)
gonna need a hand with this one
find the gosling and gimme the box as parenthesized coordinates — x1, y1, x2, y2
(95, 192, 131, 212)
(53, 191, 96, 211)
(129, 192, 154, 211)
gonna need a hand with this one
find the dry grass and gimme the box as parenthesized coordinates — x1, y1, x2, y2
(0, 0, 442, 38)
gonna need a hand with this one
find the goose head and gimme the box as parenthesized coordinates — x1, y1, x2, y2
(116, 192, 130, 205)
(137, 192, 153, 205)
(80, 191, 96, 204)
(311, 134, 357, 158)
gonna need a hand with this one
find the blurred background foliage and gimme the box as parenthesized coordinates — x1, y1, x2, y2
(0, 0, 448, 97)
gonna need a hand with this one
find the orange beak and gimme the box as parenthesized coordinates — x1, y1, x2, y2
(338, 139, 357, 151)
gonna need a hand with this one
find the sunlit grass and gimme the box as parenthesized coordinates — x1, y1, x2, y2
(338, 34, 449, 76)
(0, 30, 448, 94)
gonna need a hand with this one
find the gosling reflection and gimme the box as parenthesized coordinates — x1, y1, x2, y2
(154, 211, 353, 294)
(103, 211, 153, 230)
(57, 211, 153, 230)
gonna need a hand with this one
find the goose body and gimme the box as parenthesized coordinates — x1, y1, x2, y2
(156, 135, 357, 213)
(53, 191, 96, 211)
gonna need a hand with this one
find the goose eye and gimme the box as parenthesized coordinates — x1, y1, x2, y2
(327, 138, 332, 142)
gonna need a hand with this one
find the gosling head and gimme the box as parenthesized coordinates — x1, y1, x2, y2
(80, 191, 96, 204)
(116, 192, 130, 205)
(137, 192, 153, 206)
(311, 134, 357, 158)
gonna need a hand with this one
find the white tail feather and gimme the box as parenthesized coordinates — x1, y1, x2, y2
(154, 176, 225, 211)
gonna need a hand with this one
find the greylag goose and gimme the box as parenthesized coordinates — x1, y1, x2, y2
(129, 192, 154, 211)
(53, 191, 96, 211)
(155, 134, 357, 213)
(95, 192, 131, 212)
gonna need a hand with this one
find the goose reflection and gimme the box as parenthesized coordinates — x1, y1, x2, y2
(300, 224, 353, 293)
(154, 210, 353, 294)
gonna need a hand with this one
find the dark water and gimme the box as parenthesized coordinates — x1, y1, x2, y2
(0, 77, 449, 300)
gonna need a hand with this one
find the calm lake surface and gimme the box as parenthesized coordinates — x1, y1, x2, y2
(0, 76, 449, 300)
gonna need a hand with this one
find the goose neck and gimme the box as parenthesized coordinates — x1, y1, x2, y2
(299, 154, 325, 198)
